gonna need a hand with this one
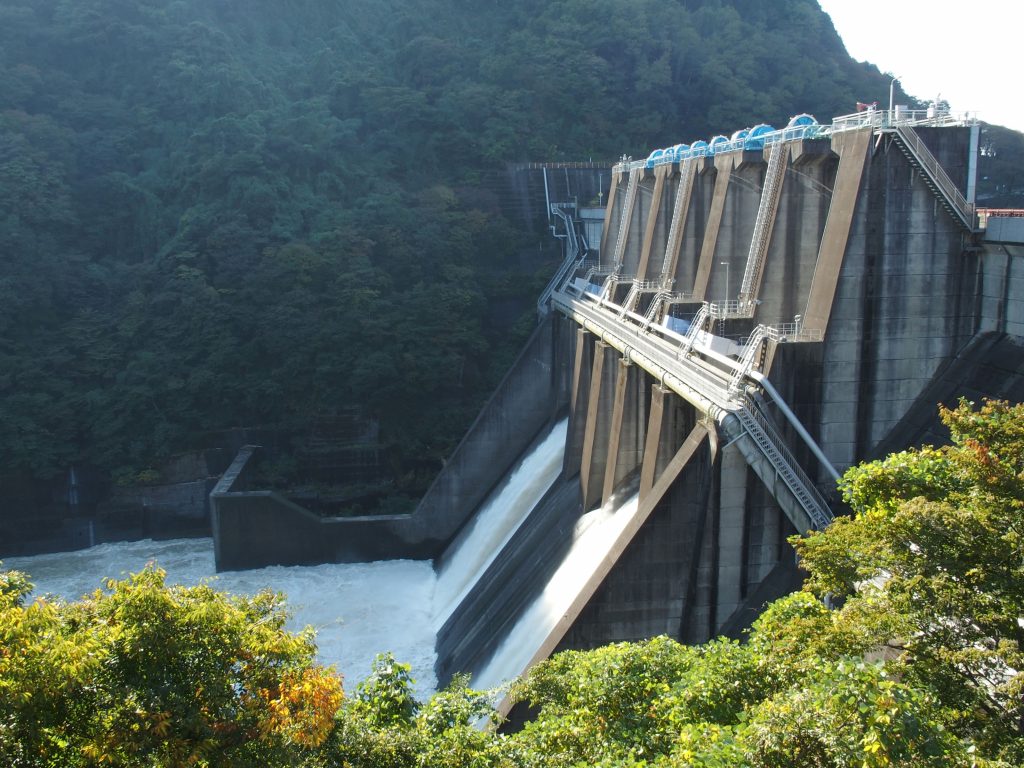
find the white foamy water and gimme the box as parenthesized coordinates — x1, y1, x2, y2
(432, 419, 568, 629)
(3, 539, 438, 694)
(473, 492, 641, 691)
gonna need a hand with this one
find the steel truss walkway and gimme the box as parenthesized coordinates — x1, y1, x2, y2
(551, 285, 833, 532)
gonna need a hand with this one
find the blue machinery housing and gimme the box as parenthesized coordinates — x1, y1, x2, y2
(645, 113, 822, 167)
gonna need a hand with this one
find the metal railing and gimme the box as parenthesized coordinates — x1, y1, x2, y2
(642, 290, 672, 323)
(538, 204, 586, 315)
(551, 287, 833, 530)
(735, 398, 833, 530)
(598, 269, 627, 302)
(662, 291, 697, 307)
(631, 280, 665, 291)
(680, 303, 711, 354)
(764, 322, 823, 343)
(614, 109, 979, 174)
(707, 299, 756, 319)
(738, 142, 788, 303)
(583, 263, 613, 282)
(893, 125, 975, 228)
(620, 280, 665, 316)
(830, 108, 976, 135)
(977, 208, 1024, 227)
(659, 157, 697, 281)
(610, 169, 640, 266)
(729, 326, 767, 394)
(513, 161, 617, 170)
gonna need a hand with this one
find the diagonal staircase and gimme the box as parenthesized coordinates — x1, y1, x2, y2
(737, 142, 789, 308)
(892, 126, 975, 230)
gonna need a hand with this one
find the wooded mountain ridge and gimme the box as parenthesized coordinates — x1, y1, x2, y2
(1, 0, 1019, 509)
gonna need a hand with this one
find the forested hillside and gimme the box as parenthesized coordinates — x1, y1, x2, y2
(0, 0, 986, 506)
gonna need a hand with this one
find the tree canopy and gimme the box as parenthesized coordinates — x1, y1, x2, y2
(0, 0, 928, 503)
(3, 399, 1023, 766)
(0, 566, 342, 767)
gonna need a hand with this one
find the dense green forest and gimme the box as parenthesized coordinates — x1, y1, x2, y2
(0, 0, 1013, 505)
(3, 400, 1022, 765)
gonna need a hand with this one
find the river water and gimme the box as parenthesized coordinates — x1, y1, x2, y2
(3, 538, 439, 695)
(3, 419, 579, 696)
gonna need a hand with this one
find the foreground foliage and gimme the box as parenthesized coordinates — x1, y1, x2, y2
(2, 400, 1022, 765)
(0, 567, 342, 767)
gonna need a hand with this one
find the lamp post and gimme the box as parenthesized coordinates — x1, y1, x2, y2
(720, 260, 730, 305)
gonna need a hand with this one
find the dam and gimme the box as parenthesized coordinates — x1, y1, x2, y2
(212, 107, 1024, 692)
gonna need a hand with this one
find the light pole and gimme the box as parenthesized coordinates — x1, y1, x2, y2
(720, 260, 730, 304)
(889, 76, 899, 119)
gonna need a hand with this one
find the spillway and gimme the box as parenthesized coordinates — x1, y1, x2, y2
(432, 419, 568, 629)
(473, 491, 641, 691)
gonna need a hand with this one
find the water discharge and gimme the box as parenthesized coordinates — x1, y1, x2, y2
(4, 539, 439, 695)
(4, 418, 575, 697)
(473, 491, 641, 691)
(432, 418, 568, 629)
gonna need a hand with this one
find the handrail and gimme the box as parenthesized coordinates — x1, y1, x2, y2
(611, 169, 640, 266)
(614, 109, 979, 174)
(680, 303, 710, 354)
(538, 204, 586, 315)
(642, 290, 672, 323)
(707, 299, 756, 319)
(738, 142, 788, 303)
(658, 157, 696, 282)
(763, 322, 823, 343)
(550, 288, 833, 530)
(619, 280, 664, 317)
(734, 398, 833, 530)
(728, 326, 767, 394)
(892, 125, 975, 228)
(598, 269, 623, 302)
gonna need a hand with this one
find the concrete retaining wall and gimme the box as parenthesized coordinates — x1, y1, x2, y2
(212, 314, 574, 570)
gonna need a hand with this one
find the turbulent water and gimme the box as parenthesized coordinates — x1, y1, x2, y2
(433, 419, 568, 629)
(4, 539, 439, 694)
(4, 420, 581, 696)
(474, 491, 641, 691)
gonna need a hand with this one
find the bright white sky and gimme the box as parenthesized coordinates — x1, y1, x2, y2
(816, 0, 1022, 133)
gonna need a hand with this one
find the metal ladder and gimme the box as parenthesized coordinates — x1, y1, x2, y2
(642, 289, 673, 324)
(735, 402, 832, 530)
(729, 325, 768, 394)
(738, 142, 788, 305)
(619, 282, 640, 316)
(598, 269, 622, 302)
(618, 280, 660, 317)
(610, 169, 640, 269)
(679, 303, 710, 354)
(658, 157, 696, 283)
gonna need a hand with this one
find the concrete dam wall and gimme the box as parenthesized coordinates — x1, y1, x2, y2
(212, 111, 1024, 694)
